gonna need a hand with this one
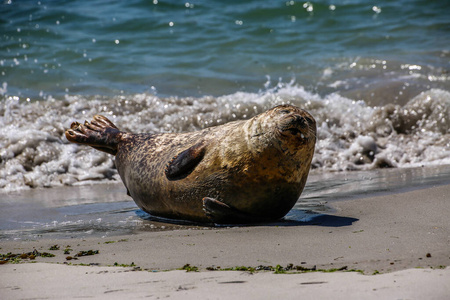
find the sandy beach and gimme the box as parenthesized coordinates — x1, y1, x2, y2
(2, 0, 450, 298)
(1, 183, 449, 299)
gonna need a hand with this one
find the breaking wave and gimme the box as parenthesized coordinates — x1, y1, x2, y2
(1, 84, 449, 192)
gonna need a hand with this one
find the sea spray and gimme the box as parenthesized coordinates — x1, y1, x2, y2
(1, 86, 449, 192)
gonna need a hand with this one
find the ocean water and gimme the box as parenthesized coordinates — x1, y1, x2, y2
(0, 0, 449, 238)
(2, 0, 450, 101)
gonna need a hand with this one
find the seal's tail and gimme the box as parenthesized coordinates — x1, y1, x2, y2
(65, 115, 122, 155)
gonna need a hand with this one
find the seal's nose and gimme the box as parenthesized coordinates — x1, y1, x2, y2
(292, 115, 307, 128)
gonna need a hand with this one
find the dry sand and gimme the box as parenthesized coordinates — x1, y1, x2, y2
(1, 184, 450, 299)
(1, 263, 449, 299)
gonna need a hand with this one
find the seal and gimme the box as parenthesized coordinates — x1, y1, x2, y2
(65, 104, 316, 224)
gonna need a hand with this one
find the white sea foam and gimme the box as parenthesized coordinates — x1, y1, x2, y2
(1, 86, 449, 192)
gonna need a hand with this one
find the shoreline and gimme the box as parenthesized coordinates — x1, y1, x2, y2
(2, 164, 450, 241)
(1, 183, 449, 298)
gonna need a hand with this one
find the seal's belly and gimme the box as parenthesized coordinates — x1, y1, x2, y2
(117, 150, 305, 222)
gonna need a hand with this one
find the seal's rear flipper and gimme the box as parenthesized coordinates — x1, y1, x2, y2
(202, 197, 263, 224)
(65, 115, 122, 155)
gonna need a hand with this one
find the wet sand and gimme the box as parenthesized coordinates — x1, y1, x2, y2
(1, 183, 449, 299)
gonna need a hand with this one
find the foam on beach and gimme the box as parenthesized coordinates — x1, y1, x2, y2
(1, 85, 449, 192)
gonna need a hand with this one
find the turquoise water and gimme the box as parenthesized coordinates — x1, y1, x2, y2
(2, 0, 449, 102)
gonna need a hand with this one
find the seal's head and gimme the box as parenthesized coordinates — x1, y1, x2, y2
(274, 104, 316, 153)
(250, 104, 316, 155)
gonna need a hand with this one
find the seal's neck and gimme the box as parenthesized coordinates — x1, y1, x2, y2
(243, 115, 276, 154)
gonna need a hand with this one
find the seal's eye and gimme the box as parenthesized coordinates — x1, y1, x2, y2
(279, 109, 291, 114)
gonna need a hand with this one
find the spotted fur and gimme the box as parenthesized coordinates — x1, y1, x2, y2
(65, 105, 316, 224)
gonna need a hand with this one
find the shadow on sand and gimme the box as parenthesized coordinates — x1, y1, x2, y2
(279, 214, 359, 227)
(135, 209, 358, 229)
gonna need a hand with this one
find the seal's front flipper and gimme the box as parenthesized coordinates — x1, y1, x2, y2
(165, 141, 207, 180)
(65, 115, 121, 155)
(202, 197, 260, 224)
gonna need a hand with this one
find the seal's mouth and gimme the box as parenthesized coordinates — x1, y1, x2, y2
(287, 127, 303, 136)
